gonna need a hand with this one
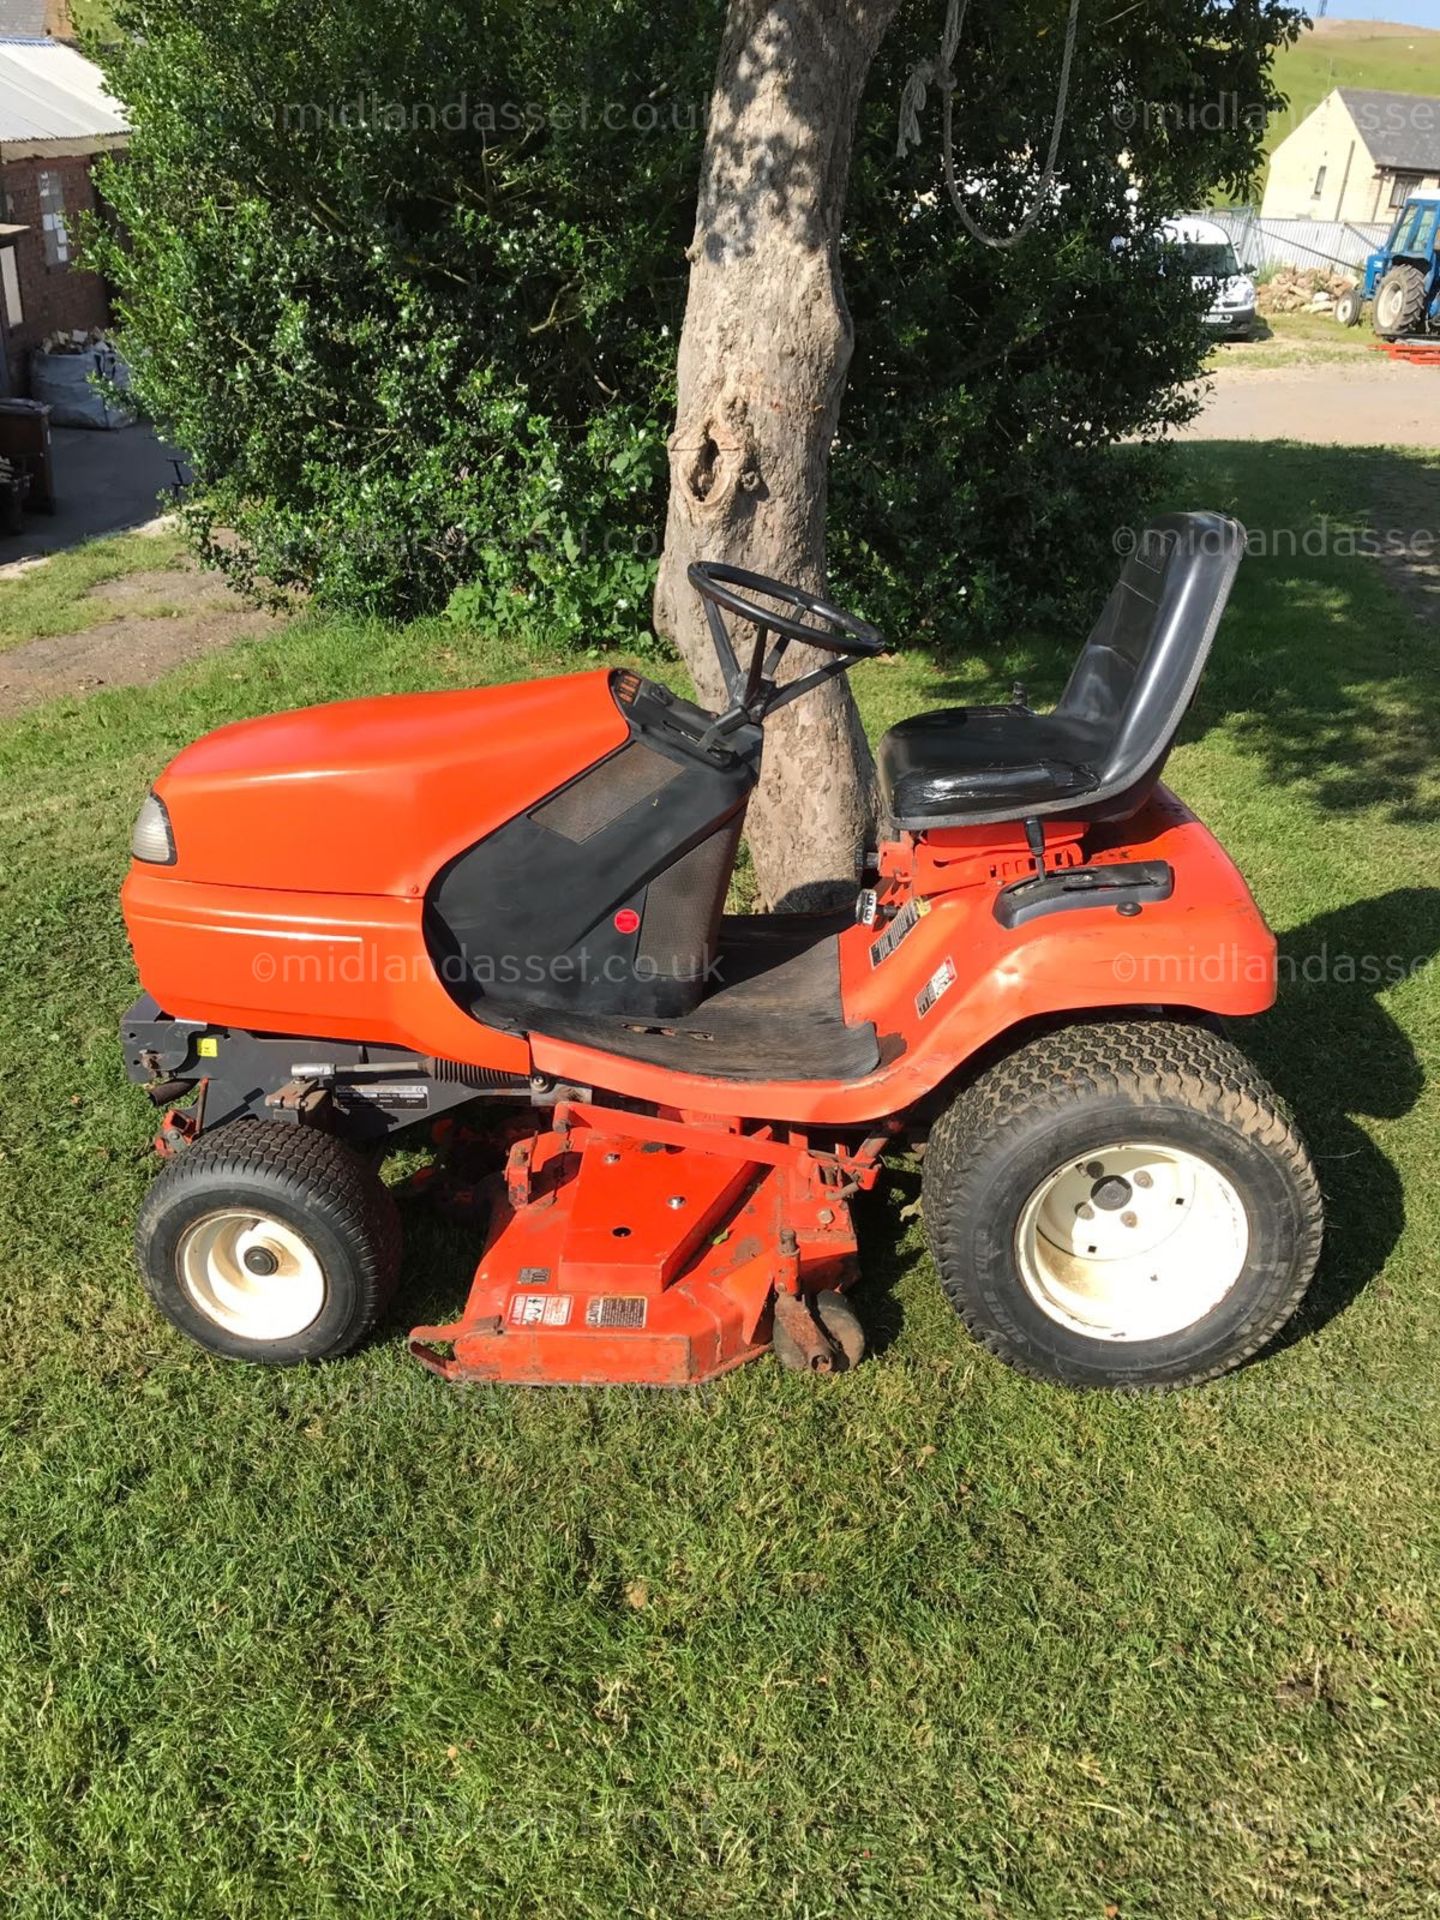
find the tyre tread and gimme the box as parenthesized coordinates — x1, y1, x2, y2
(922, 1018, 1323, 1389)
(135, 1119, 401, 1360)
(1375, 264, 1427, 340)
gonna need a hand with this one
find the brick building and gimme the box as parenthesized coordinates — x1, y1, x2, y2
(0, 31, 128, 394)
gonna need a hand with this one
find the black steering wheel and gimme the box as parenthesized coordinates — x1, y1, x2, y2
(688, 562, 887, 658)
(686, 561, 887, 736)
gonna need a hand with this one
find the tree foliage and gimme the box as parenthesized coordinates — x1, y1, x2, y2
(93, 0, 1303, 648)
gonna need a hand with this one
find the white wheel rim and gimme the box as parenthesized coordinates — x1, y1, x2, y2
(1378, 285, 1402, 330)
(1015, 1141, 1249, 1343)
(178, 1209, 327, 1341)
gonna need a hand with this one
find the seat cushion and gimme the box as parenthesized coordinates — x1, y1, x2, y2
(877, 706, 1106, 827)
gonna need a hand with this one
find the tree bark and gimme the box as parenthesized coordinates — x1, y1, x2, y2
(654, 0, 900, 911)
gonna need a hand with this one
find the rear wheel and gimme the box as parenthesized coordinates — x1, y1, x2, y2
(1373, 265, 1427, 339)
(136, 1120, 401, 1364)
(921, 1019, 1323, 1390)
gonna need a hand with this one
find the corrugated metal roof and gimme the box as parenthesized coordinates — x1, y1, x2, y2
(1337, 87, 1440, 173)
(0, 38, 127, 149)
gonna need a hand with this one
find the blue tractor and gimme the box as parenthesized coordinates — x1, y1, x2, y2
(1338, 194, 1440, 337)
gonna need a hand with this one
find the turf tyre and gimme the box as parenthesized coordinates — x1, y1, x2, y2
(921, 1018, 1323, 1390)
(136, 1119, 401, 1363)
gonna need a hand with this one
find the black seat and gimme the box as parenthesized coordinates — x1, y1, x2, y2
(878, 512, 1245, 830)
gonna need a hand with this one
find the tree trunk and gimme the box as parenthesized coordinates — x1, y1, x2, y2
(654, 0, 900, 911)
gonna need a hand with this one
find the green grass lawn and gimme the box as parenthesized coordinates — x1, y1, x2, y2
(0, 441, 1437, 1917)
(1205, 308, 1377, 375)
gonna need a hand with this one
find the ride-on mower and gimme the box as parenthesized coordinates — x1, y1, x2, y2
(119, 512, 1323, 1390)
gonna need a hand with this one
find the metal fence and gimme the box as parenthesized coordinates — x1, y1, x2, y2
(1189, 207, 1389, 276)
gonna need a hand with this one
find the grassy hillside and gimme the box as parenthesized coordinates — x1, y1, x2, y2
(1271, 18, 1440, 155)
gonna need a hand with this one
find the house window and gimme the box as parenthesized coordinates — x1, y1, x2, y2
(1389, 170, 1426, 210)
(37, 169, 69, 268)
(0, 248, 22, 328)
(1312, 165, 1327, 198)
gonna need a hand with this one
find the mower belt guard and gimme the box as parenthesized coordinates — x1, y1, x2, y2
(409, 1115, 862, 1387)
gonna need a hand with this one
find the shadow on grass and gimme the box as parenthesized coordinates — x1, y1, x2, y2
(390, 1206, 483, 1336)
(1248, 887, 1440, 1351)
(847, 1166, 925, 1359)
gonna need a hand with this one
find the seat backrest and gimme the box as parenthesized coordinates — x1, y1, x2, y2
(1054, 510, 1244, 820)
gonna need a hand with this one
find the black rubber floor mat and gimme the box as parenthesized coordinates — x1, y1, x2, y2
(522, 913, 880, 1082)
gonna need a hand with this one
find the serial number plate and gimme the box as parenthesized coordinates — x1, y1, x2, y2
(334, 1082, 431, 1110)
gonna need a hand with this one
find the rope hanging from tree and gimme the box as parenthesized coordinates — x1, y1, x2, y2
(898, 0, 1083, 251)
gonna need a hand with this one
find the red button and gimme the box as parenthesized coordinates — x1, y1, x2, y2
(614, 908, 641, 935)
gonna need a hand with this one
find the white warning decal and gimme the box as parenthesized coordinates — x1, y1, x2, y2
(915, 957, 957, 1018)
(510, 1292, 573, 1328)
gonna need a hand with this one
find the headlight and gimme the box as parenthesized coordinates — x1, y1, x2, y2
(131, 791, 176, 865)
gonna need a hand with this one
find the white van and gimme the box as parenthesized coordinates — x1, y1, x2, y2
(1157, 216, 1257, 341)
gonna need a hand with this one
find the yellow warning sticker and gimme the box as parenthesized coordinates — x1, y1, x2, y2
(197, 1036, 219, 1058)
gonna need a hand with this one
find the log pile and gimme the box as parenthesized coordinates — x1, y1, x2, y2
(1256, 267, 1358, 316)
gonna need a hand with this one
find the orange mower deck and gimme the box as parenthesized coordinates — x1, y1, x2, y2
(409, 1104, 887, 1386)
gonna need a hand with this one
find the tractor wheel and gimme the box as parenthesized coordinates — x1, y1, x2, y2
(1334, 286, 1363, 327)
(920, 1018, 1323, 1391)
(1373, 265, 1427, 340)
(136, 1120, 401, 1364)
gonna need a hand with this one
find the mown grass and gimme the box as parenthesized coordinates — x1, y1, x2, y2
(0, 525, 192, 651)
(0, 441, 1436, 1918)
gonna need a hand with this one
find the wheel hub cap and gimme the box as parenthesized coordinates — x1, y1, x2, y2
(1015, 1142, 1249, 1342)
(178, 1210, 326, 1341)
(1091, 1174, 1133, 1211)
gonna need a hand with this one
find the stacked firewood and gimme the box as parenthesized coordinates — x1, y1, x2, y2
(1256, 267, 1358, 316)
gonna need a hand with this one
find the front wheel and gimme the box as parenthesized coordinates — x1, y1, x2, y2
(921, 1019, 1323, 1390)
(136, 1120, 402, 1364)
(1335, 286, 1363, 327)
